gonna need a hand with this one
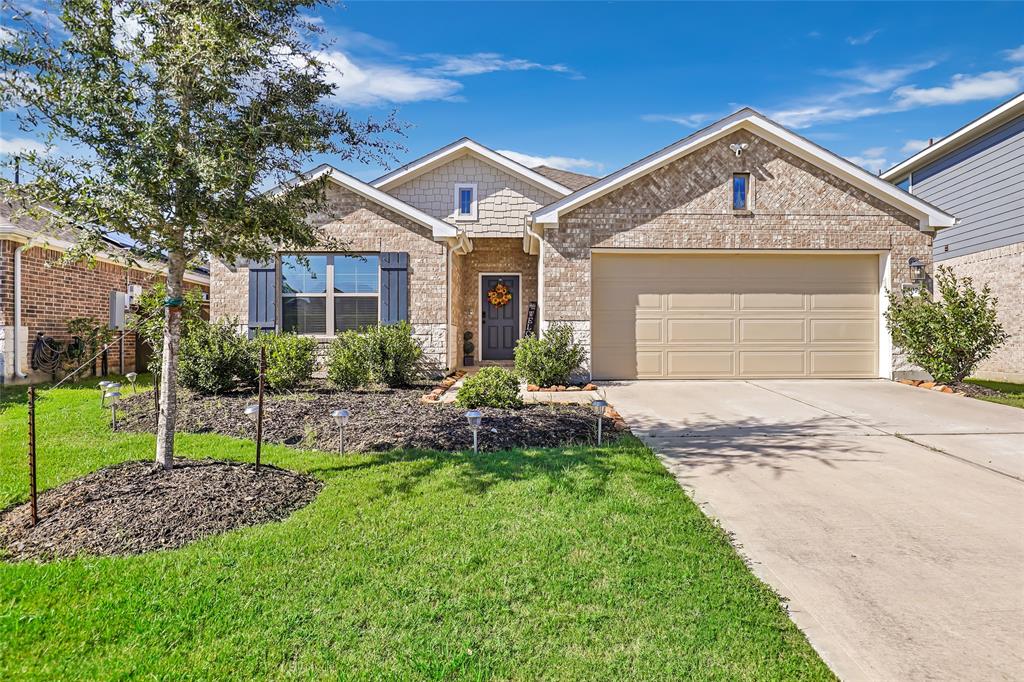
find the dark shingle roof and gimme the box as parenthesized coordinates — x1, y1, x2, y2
(531, 165, 600, 191)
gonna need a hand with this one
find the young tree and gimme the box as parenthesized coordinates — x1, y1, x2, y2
(885, 266, 1009, 385)
(1, 0, 399, 467)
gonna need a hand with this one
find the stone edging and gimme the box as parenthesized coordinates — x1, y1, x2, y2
(896, 379, 965, 396)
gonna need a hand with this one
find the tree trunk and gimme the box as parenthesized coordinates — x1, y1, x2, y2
(155, 253, 186, 469)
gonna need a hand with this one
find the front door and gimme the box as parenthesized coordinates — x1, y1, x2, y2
(481, 275, 520, 361)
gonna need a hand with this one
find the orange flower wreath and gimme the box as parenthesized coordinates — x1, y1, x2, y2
(487, 281, 513, 307)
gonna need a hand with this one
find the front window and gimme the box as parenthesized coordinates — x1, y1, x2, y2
(732, 173, 750, 210)
(454, 183, 477, 220)
(281, 254, 379, 335)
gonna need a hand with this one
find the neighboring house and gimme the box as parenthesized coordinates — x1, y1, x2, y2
(882, 93, 1023, 382)
(0, 203, 210, 384)
(210, 108, 954, 380)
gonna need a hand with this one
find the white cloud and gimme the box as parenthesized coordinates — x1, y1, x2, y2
(496, 149, 602, 173)
(846, 29, 881, 46)
(845, 147, 888, 172)
(426, 53, 575, 78)
(893, 67, 1024, 107)
(0, 136, 47, 156)
(771, 104, 888, 128)
(901, 139, 931, 154)
(1003, 44, 1024, 62)
(316, 51, 462, 106)
(640, 113, 713, 127)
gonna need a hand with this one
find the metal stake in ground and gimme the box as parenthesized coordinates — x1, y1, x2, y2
(27, 385, 38, 527)
(256, 346, 266, 471)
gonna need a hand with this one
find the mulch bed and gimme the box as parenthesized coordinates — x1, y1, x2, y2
(115, 384, 617, 453)
(0, 459, 322, 562)
(950, 382, 1004, 399)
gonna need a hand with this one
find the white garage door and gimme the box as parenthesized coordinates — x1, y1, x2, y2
(591, 253, 879, 379)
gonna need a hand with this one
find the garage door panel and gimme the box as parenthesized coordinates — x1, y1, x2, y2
(592, 253, 879, 379)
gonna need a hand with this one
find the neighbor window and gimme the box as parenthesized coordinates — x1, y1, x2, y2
(280, 254, 379, 335)
(454, 183, 477, 220)
(732, 173, 750, 210)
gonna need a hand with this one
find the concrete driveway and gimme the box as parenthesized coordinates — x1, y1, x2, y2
(605, 380, 1024, 681)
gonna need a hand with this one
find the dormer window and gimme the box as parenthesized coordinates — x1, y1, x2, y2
(732, 173, 750, 211)
(454, 183, 477, 221)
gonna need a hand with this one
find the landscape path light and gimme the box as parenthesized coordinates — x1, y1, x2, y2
(331, 409, 351, 454)
(591, 399, 608, 446)
(125, 372, 138, 393)
(465, 409, 482, 453)
(244, 403, 263, 472)
(105, 390, 121, 430)
(98, 380, 112, 406)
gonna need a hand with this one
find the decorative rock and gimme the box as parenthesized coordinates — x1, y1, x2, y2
(553, 385, 566, 392)
(566, 386, 581, 391)
(921, 382, 936, 389)
(583, 383, 597, 391)
(939, 386, 954, 394)
(898, 379, 917, 385)
(527, 384, 540, 392)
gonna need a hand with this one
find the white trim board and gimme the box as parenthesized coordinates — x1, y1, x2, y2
(532, 108, 956, 232)
(372, 138, 573, 198)
(267, 164, 457, 240)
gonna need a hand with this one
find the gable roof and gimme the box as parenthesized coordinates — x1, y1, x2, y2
(532, 165, 599, 191)
(270, 164, 456, 240)
(371, 138, 573, 197)
(881, 92, 1024, 181)
(532, 108, 956, 232)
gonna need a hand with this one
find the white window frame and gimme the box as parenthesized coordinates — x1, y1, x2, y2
(454, 183, 478, 221)
(278, 253, 381, 339)
(731, 172, 752, 211)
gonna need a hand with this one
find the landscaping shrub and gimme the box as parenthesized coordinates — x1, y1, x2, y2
(454, 366, 522, 409)
(885, 265, 1009, 384)
(252, 333, 317, 391)
(326, 322, 423, 389)
(513, 322, 588, 387)
(178, 319, 250, 394)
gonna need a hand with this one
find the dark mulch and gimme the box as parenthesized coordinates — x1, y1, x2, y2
(951, 382, 1003, 399)
(0, 459, 322, 562)
(115, 384, 614, 453)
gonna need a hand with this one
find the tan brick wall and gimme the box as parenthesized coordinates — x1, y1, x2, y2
(942, 242, 1024, 382)
(452, 238, 538, 364)
(388, 154, 562, 238)
(209, 180, 450, 369)
(542, 129, 933, 374)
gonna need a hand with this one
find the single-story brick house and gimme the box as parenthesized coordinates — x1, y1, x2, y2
(210, 108, 955, 380)
(1, 203, 210, 384)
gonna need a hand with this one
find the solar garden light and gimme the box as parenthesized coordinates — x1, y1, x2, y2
(104, 390, 121, 430)
(244, 403, 263, 471)
(125, 372, 138, 393)
(330, 408, 351, 454)
(465, 409, 482, 453)
(591, 399, 609, 446)
(98, 380, 112, 405)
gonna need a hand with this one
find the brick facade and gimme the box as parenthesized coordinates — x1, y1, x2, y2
(942, 242, 1024, 382)
(541, 129, 933, 375)
(1, 238, 210, 384)
(389, 154, 562, 238)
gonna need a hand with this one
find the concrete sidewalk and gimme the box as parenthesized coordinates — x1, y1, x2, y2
(605, 380, 1024, 681)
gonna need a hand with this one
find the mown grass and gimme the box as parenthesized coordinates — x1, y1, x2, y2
(0, 376, 833, 680)
(965, 378, 1024, 409)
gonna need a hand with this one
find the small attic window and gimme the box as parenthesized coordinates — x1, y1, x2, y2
(732, 173, 750, 210)
(454, 183, 477, 220)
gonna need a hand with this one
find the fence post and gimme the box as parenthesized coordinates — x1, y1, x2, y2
(27, 386, 38, 527)
(255, 345, 265, 472)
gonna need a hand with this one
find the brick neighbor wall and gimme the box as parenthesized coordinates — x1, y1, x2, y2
(452, 238, 538, 364)
(210, 180, 450, 371)
(388, 154, 562, 238)
(942, 242, 1023, 382)
(541, 129, 933, 375)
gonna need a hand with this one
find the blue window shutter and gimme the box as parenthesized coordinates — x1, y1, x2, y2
(248, 262, 276, 338)
(379, 252, 409, 324)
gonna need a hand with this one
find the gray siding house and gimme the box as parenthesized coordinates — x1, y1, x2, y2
(883, 93, 1024, 382)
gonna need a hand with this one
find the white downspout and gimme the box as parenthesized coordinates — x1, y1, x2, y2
(525, 218, 544, 334)
(13, 238, 40, 379)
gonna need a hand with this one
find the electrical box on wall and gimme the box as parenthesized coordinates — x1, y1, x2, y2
(126, 284, 143, 307)
(109, 291, 127, 330)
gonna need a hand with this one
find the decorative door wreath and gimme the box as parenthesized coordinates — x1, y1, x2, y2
(487, 281, 513, 308)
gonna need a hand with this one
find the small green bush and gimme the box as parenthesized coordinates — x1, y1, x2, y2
(253, 333, 317, 391)
(179, 319, 249, 394)
(454, 366, 522, 409)
(885, 265, 1009, 384)
(326, 322, 423, 389)
(513, 322, 588, 387)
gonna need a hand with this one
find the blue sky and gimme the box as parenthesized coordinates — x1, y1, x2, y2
(3, 2, 1024, 182)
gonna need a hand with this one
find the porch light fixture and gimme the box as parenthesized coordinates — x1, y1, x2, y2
(591, 399, 608, 445)
(907, 257, 926, 285)
(125, 372, 138, 393)
(104, 390, 121, 430)
(465, 409, 482, 453)
(330, 409, 351, 454)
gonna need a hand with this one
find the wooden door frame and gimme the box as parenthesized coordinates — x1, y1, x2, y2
(478, 272, 522, 362)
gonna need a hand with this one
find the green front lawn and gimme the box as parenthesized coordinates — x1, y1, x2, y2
(0, 377, 832, 680)
(965, 379, 1024, 409)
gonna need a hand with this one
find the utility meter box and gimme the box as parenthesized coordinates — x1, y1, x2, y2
(126, 284, 143, 307)
(109, 291, 127, 330)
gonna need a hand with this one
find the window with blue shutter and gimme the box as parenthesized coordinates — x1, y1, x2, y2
(379, 252, 409, 324)
(248, 262, 276, 338)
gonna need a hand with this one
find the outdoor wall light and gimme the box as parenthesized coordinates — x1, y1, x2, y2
(465, 409, 482, 453)
(908, 257, 926, 285)
(591, 399, 609, 445)
(126, 372, 138, 392)
(330, 408, 351, 454)
(104, 390, 121, 430)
